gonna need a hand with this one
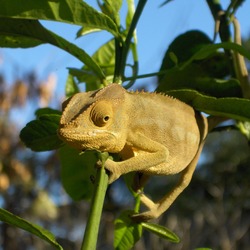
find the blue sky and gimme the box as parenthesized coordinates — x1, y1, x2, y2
(1, 0, 250, 97)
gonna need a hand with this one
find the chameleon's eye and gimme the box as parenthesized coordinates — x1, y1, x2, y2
(90, 101, 113, 127)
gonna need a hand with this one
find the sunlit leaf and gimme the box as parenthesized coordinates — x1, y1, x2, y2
(65, 73, 80, 98)
(59, 146, 97, 201)
(35, 108, 62, 117)
(0, 0, 119, 36)
(0, 17, 106, 80)
(126, 0, 135, 31)
(0, 18, 44, 48)
(0, 208, 63, 250)
(98, 0, 122, 25)
(0, 35, 42, 48)
(92, 39, 116, 69)
(70, 39, 115, 89)
(114, 210, 142, 250)
(20, 110, 64, 152)
(76, 27, 101, 38)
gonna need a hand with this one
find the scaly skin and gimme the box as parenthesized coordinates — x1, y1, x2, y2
(58, 84, 208, 221)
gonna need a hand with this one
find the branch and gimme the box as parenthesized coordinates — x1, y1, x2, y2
(81, 153, 109, 250)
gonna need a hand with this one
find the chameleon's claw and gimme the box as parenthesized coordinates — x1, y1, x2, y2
(97, 159, 121, 184)
(95, 160, 102, 168)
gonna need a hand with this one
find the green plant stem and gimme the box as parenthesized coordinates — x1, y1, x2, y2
(122, 0, 147, 67)
(206, 0, 222, 20)
(206, 0, 237, 79)
(81, 163, 109, 250)
(113, 38, 124, 84)
(124, 69, 168, 82)
(134, 194, 141, 213)
(114, 0, 147, 82)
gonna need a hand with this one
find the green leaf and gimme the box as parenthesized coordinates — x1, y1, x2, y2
(20, 111, 64, 152)
(0, 35, 40, 48)
(114, 210, 142, 250)
(92, 39, 116, 72)
(59, 146, 97, 201)
(76, 0, 122, 38)
(0, 18, 44, 48)
(0, 17, 106, 80)
(141, 222, 180, 243)
(158, 31, 241, 97)
(166, 89, 250, 121)
(126, 0, 136, 31)
(98, 0, 122, 25)
(76, 27, 101, 38)
(182, 42, 250, 68)
(35, 108, 62, 117)
(158, 63, 242, 98)
(65, 73, 80, 98)
(0, 0, 119, 36)
(160, 30, 212, 73)
(159, 32, 250, 95)
(70, 39, 115, 89)
(0, 208, 63, 250)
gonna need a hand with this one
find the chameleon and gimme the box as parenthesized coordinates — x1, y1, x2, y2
(58, 83, 221, 221)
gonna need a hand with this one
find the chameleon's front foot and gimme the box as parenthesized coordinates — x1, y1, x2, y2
(97, 159, 121, 184)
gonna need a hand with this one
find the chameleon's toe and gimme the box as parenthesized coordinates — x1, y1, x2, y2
(107, 171, 121, 184)
(131, 210, 158, 222)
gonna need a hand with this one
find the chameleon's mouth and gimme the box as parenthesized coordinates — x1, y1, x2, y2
(58, 127, 112, 138)
(57, 127, 116, 151)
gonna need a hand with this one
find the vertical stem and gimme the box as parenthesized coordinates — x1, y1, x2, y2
(232, 17, 250, 98)
(206, 0, 235, 75)
(113, 38, 124, 84)
(113, 0, 147, 83)
(121, 0, 147, 76)
(81, 159, 109, 250)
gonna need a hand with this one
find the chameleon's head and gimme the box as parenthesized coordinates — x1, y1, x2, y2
(58, 84, 128, 153)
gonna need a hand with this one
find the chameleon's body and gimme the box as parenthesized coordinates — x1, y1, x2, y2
(58, 84, 208, 221)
